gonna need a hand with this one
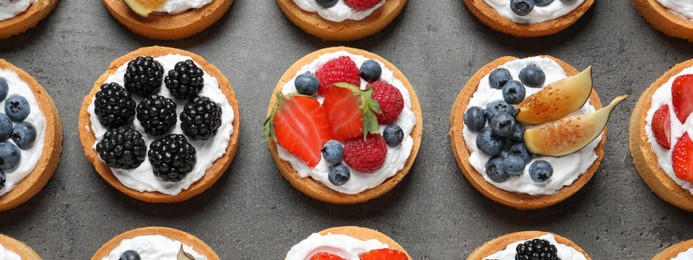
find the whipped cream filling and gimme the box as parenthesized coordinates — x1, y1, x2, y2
(644, 66, 693, 195)
(278, 51, 416, 195)
(292, 0, 385, 22)
(154, 0, 213, 14)
(87, 54, 234, 195)
(286, 233, 389, 260)
(483, 0, 585, 24)
(0, 0, 36, 22)
(484, 234, 587, 260)
(673, 248, 693, 260)
(102, 235, 207, 260)
(0, 70, 47, 197)
(462, 57, 601, 195)
(0, 243, 21, 260)
(657, 0, 693, 21)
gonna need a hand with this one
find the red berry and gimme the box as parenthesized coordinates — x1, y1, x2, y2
(343, 134, 387, 173)
(369, 81, 404, 125)
(344, 0, 381, 10)
(673, 134, 693, 182)
(651, 105, 671, 149)
(311, 252, 346, 260)
(322, 86, 365, 140)
(672, 74, 693, 123)
(360, 248, 408, 260)
(315, 56, 361, 96)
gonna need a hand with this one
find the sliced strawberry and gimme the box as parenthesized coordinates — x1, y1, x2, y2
(264, 93, 331, 167)
(310, 252, 346, 260)
(360, 248, 408, 260)
(672, 74, 693, 123)
(322, 83, 381, 141)
(315, 56, 361, 96)
(651, 105, 671, 149)
(673, 134, 693, 182)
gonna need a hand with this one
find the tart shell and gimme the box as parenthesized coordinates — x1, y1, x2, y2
(629, 58, 693, 212)
(448, 56, 605, 210)
(102, 0, 235, 40)
(462, 0, 595, 37)
(0, 59, 63, 212)
(267, 46, 423, 204)
(276, 0, 407, 41)
(0, 234, 41, 259)
(285, 226, 411, 259)
(91, 226, 220, 260)
(632, 0, 693, 42)
(467, 231, 591, 259)
(653, 239, 693, 259)
(78, 46, 240, 203)
(0, 0, 58, 39)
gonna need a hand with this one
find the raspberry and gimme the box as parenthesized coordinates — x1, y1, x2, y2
(136, 95, 177, 136)
(343, 134, 387, 173)
(94, 82, 136, 128)
(180, 96, 222, 141)
(164, 59, 205, 100)
(96, 127, 147, 169)
(315, 56, 360, 96)
(123, 56, 164, 97)
(148, 134, 196, 182)
(344, 0, 381, 10)
(368, 81, 404, 125)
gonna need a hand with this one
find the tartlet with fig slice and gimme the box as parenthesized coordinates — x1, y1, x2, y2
(92, 226, 220, 259)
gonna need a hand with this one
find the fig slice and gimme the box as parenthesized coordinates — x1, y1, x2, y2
(516, 67, 593, 125)
(524, 94, 627, 157)
(123, 0, 165, 17)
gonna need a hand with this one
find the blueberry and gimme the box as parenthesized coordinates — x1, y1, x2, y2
(519, 64, 546, 88)
(511, 0, 534, 16)
(535, 0, 554, 6)
(490, 112, 516, 137)
(0, 169, 5, 190)
(529, 160, 553, 182)
(502, 80, 526, 104)
(328, 164, 350, 186)
(489, 68, 513, 89)
(12, 122, 36, 150)
(119, 250, 141, 260)
(0, 77, 8, 102)
(476, 127, 505, 156)
(321, 140, 344, 165)
(360, 60, 382, 83)
(509, 123, 524, 143)
(0, 114, 12, 141)
(464, 106, 486, 132)
(503, 155, 526, 177)
(4, 95, 30, 122)
(485, 100, 514, 121)
(509, 143, 532, 163)
(383, 124, 404, 147)
(486, 156, 509, 183)
(316, 0, 338, 8)
(295, 72, 320, 95)
(0, 142, 20, 171)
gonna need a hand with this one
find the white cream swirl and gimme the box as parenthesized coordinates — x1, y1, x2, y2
(657, 0, 693, 21)
(155, 0, 213, 14)
(0, 0, 36, 22)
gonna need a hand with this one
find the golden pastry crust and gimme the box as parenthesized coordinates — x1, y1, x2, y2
(267, 46, 423, 204)
(78, 46, 240, 203)
(285, 226, 410, 259)
(0, 234, 41, 259)
(629, 59, 693, 212)
(633, 0, 693, 42)
(0, 0, 57, 39)
(102, 0, 234, 40)
(276, 0, 407, 41)
(462, 0, 595, 37)
(448, 56, 605, 210)
(91, 226, 219, 260)
(467, 231, 590, 260)
(0, 59, 62, 212)
(653, 239, 693, 259)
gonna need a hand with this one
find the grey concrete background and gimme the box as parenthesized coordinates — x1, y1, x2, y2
(0, 0, 692, 259)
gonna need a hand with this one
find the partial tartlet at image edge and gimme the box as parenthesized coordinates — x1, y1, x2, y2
(0, 0, 58, 39)
(467, 231, 591, 260)
(0, 234, 41, 259)
(653, 239, 693, 259)
(632, 0, 693, 42)
(91, 226, 220, 260)
(285, 226, 411, 260)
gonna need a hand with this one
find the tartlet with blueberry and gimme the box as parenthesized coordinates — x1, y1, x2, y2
(79, 46, 240, 203)
(285, 226, 411, 260)
(0, 234, 42, 259)
(468, 231, 591, 260)
(0, 0, 58, 39)
(633, 0, 693, 42)
(0, 59, 62, 211)
(92, 226, 220, 260)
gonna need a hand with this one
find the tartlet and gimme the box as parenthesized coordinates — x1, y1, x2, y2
(0, 234, 41, 259)
(0, 0, 58, 39)
(91, 226, 220, 260)
(653, 239, 693, 259)
(286, 226, 411, 259)
(468, 231, 591, 260)
(633, 0, 693, 42)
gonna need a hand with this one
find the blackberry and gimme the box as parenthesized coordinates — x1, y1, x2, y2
(124, 56, 164, 97)
(136, 95, 177, 136)
(96, 127, 147, 169)
(164, 59, 204, 100)
(180, 96, 222, 141)
(94, 83, 136, 128)
(515, 239, 560, 260)
(148, 134, 196, 182)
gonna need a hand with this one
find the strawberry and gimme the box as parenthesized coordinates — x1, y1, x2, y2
(345, 0, 381, 10)
(264, 93, 331, 167)
(360, 248, 408, 260)
(672, 74, 693, 123)
(310, 252, 346, 260)
(673, 134, 693, 182)
(651, 105, 671, 149)
(322, 83, 381, 141)
(368, 81, 404, 125)
(343, 134, 387, 173)
(315, 56, 361, 96)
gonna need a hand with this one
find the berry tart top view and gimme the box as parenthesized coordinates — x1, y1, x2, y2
(0, 0, 57, 39)
(79, 46, 240, 203)
(0, 59, 62, 212)
(462, 0, 595, 37)
(633, 0, 693, 41)
(285, 226, 411, 260)
(450, 56, 626, 210)
(91, 226, 220, 260)
(0, 234, 42, 259)
(276, 0, 407, 41)
(467, 231, 590, 260)
(102, 0, 235, 40)
(629, 58, 693, 212)
(264, 46, 422, 204)
(653, 239, 693, 260)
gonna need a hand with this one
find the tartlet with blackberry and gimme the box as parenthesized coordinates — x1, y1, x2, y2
(468, 231, 590, 260)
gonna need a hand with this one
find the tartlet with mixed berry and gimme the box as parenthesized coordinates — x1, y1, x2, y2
(285, 226, 411, 260)
(0, 0, 58, 39)
(92, 226, 219, 260)
(468, 231, 590, 260)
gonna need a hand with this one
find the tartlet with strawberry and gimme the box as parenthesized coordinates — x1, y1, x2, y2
(630, 58, 693, 212)
(264, 47, 422, 204)
(285, 226, 411, 260)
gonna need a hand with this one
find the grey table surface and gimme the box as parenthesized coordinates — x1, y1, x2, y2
(1, 0, 692, 259)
